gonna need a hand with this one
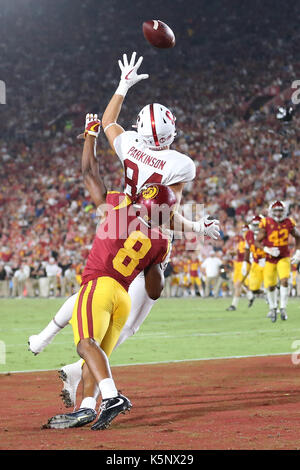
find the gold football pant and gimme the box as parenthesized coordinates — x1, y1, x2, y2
(70, 276, 131, 357)
(263, 258, 291, 289)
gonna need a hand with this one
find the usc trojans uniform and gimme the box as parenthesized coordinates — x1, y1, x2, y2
(70, 191, 169, 356)
(245, 229, 265, 291)
(259, 216, 295, 288)
(190, 260, 201, 288)
(233, 235, 247, 284)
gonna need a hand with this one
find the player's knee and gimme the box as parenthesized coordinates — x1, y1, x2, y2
(77, 338, 96, 359)
(280, 278, 289, 287)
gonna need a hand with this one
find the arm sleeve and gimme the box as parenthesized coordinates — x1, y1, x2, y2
(152, 240, 170, 265)
(245, 231, 253, 249)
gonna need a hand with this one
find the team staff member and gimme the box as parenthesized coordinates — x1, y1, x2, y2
(201, 251, 223, 298)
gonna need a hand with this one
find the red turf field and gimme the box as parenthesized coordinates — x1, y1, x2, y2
(1, 355, 300, 450)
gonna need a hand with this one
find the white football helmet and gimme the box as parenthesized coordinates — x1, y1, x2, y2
(250, 215, 263, 233)
(135, 103, 176, 149)
(268, 200, 287, 222)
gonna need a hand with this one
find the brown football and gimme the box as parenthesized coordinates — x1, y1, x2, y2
(142, 20, 175, 49)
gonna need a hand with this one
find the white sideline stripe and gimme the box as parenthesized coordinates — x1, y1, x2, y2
(0, 351, 293, 375)
(0, 328, 300, 340)
(5, 326, 300, 347)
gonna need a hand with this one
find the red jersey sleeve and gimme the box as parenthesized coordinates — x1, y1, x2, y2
(245, 230, 254, 249)
(152, 238, 170, 265)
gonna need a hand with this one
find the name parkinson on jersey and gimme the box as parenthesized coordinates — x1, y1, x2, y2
(128, 146, 166, 170)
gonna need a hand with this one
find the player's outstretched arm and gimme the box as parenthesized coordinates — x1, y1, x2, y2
(167, 183, 220, 240)
(242, 248, 250, 277)
(81, 114, 107, 207)
(144, 264, 165, 300)
(291, 227, 300, 264)
(102, 52, 149, 152)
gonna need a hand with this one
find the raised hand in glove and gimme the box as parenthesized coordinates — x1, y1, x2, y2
(77, 113, 101, 140)
(115, 52, 149, 97)
(193, 216, 220, 240)
(84, 113, 101, 138)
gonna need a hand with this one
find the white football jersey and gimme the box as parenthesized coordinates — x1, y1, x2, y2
(113, 131, 196, 196)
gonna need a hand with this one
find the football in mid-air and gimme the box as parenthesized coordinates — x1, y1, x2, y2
(142, 20, 175, 49)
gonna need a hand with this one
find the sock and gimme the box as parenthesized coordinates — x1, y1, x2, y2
(267, 290, 277, 309)
(280, 285, 288, 309)
(53, 293, 77, 328)
(232, 296, 239, 308)
(99, 378, 118, 400)
(247, 290, 254, 300)
(79, 397, 96, 410)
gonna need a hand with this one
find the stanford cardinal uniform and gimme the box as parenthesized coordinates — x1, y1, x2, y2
(114, 131, 195, 197)
(109, 130, 195, 347)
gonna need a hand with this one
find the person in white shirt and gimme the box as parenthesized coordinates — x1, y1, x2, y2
(44, 257, 62, 298)
(201, 252, 223, 298)
(12, 263, 30, 298)
(0, 262, 12, 297)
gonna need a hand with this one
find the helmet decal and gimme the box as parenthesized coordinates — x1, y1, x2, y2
(142, 185, 159, 200)
(166, 110, 175, 125)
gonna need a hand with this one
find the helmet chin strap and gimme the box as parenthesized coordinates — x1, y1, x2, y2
(137, 216, 151, 228)
(148, 145, 170, 151)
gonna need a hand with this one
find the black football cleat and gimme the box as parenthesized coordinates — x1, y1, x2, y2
(43, 408, 97, 429)
(91, 393, 132, 431)
(226, 305, 236, 311)
(270, 308, 277, 323)
(280, 308, 288, 321)
(248, 297, 255, 308)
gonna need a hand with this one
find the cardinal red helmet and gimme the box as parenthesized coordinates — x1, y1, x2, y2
(241, 223, 249, 233)
(250, 215, 263, 232)
(268, 200, 287, 222)
(133, 183, 177, 227)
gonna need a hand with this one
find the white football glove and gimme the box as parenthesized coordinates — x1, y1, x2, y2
(115, 52, 149, 97)
(291, 249, 300, 265)
(264, 246, 280, 257)
(193, 216, 220, 240)
(241, 261, 249, 277)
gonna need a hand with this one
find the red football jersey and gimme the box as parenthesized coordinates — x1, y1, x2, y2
(245, 230, 265, 263)
(235, 235, 246, 262)
(259, 217, 296, 263)
(82, 192, 169, 291)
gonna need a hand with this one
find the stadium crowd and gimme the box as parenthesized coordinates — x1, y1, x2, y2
(1, 0, 300, 298)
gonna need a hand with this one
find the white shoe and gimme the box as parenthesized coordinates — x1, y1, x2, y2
(58, 363, 82, 408)
(28, 334, 50, 355)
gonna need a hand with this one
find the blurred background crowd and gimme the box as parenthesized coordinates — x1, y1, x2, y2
(1, 0, 300, 298)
